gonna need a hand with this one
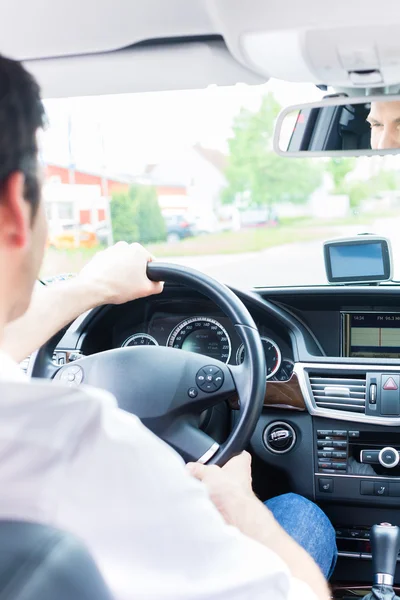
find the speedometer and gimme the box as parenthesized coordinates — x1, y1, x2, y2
(236, 336, 281, 379)
(122, 333, 158, 347)
(167, 317, 231, 363)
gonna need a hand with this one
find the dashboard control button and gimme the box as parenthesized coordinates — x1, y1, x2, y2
(204, 366, 219, 376)
(318, 451, 332, 458)
(332, 451, 347, 459)
(213, 371, 224, 390)
(332, 441, 347, 448)
(381, 375, 400, 415)
(332, 430, 347, 437)
(204, 382, 216, 392)
(379, 447, 400, 468)
(360, 481, 374, 495)
(263, 422, 296, 454)
(317, 430, 333, 436)
(196, 367, 224, 392)
(374, 482, 389, 496)
(332, 462, 347, 470)
(383, 377, 398, 391)
(360, 450, 380, 464)
(335, 528, 349, 538)
(59, 366, 83, 386)
(349, 431, 360, 438)
(188, 388, 198, 398)
(389, 483, 400, 497)
(318, 478, 334, 493)
(317, 441, 335, 448)
(320, 468, 336, 473)
(369, 384, 377, 404)
(318, 460, 332, 469)
(349, 529, 362, 539)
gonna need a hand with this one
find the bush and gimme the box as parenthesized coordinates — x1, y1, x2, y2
(110, 192, 138, 243)
(346, 181, 371, 209)
(111, 185, 166, 245)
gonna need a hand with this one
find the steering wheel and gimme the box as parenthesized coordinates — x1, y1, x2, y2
(30, 263, 266, 466)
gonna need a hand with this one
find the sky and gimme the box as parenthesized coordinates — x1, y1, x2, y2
(42, 79, 323, 176)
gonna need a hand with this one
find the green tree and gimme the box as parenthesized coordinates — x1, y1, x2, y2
(346, 180, 371, 209)
(133, 185, 166, 244)
(110, 191, 138, 243)
(111, 184, 166, 244)
(344, 169, 400, 209)
(222, 94, 323, 207)
(326, 158, 356, 194)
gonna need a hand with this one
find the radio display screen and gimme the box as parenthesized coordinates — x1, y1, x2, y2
(343, 313, 400, 358)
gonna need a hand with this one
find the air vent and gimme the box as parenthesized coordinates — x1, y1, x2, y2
(309, 373, 366, 413)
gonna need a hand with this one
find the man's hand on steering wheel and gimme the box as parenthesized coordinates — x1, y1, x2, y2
(77, 242, 164, 305)
(2, 243, 164, 363)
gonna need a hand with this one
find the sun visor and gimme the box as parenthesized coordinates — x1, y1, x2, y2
(241, 24, 400, 87)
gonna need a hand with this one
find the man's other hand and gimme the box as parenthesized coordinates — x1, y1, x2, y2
(187, 452, 259, 530)
(77, 242, 164, 306)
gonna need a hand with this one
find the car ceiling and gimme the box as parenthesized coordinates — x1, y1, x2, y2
(3, 0, 400, 97)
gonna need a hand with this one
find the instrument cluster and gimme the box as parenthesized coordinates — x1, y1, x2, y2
(118, 314, 294, 382)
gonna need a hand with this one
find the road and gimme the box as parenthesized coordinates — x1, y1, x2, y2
(162, 218, 400, 288)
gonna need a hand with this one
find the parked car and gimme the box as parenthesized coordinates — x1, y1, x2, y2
(48, 223, 98, 250)
(164, 215, 197, 243)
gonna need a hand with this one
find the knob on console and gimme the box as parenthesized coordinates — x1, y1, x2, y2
(263, 422, 296, 454)
(379, 447, 400, 469)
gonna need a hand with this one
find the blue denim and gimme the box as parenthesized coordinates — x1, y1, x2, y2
(265, 493, 337, 580)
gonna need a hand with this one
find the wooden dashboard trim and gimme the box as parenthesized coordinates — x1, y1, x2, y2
(263, 373, 306, 411)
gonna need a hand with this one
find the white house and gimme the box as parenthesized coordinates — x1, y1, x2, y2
(143, 144, 227, 230)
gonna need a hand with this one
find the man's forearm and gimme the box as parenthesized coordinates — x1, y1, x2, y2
(238, 495, 330, 599)
(1, 278, 105, 362)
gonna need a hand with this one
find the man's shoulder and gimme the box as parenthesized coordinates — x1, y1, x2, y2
(0, 377, 118, 416)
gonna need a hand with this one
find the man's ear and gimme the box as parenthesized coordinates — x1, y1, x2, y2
(0, 172, 30, 249)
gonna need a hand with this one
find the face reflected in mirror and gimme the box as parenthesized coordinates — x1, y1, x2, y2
(367, 101, 400, 150)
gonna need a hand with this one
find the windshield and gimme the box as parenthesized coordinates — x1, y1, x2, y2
(41, 80, 400, 288)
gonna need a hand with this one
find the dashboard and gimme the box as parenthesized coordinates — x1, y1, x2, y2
(56, 282, 400, 585)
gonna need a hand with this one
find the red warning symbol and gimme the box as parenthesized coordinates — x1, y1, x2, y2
(383, 377, 398, 391)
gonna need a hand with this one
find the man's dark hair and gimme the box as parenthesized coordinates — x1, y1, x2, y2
(0, 55, 46, 217)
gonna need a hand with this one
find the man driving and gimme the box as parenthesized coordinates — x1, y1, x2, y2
(367, 100, 400, 149)
(0, 54, 336, 599)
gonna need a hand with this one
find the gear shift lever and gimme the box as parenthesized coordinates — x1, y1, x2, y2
(363, 523, 400, 600)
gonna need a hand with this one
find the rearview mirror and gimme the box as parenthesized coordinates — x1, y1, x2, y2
(274, 94, 400, 157)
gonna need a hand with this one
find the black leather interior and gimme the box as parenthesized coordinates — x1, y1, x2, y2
(0, 521, 113, 600)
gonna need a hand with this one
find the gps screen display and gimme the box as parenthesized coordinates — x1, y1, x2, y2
(343, 313, 400, 358)
(329, 243, 384, 278)
(324, 238, 391, 284)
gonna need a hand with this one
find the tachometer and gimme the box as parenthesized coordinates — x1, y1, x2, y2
(236, 336, 281, 379)
(122, 333, 158, 347)
(167, 317, 231, 363)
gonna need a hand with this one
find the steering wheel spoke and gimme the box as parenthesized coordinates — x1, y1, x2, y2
(163, 420, 219, 463)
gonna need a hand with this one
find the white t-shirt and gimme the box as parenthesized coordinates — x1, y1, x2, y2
(0, 351, 316, 600)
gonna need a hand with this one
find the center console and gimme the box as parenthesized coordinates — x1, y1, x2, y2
(315, 418, 400, 505)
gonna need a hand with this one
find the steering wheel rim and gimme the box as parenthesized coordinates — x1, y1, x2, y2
(30, 262, 266, 466)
